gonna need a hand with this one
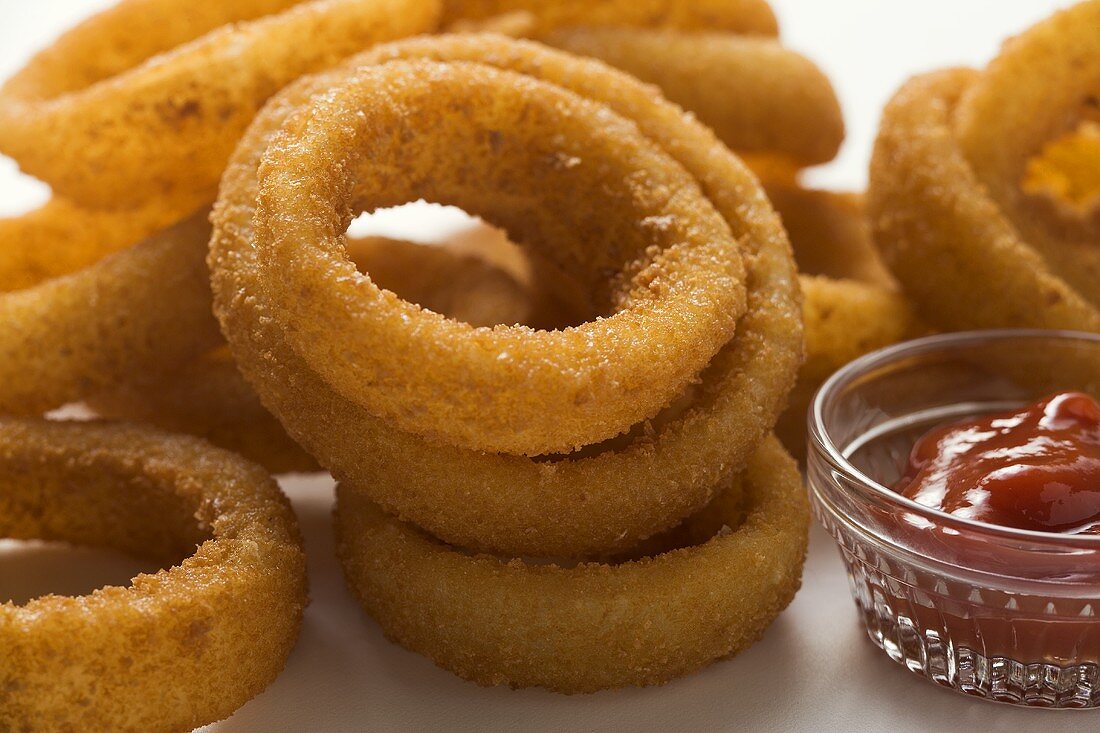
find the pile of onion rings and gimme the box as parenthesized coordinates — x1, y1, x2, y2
(0, 0, 839, 701)
(0, 419, 307, 732)
(206, 34, 809, 689)
(868, 0, 1100, 333)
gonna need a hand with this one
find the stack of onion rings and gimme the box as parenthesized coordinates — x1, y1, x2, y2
(210, 34, 802, 559)
(868, 0, 1100, 333)
(205, 34, 808, 689)
(0, 0, 825, 698)
(0, 419, 307, 731)
(336, 435, 808, 693)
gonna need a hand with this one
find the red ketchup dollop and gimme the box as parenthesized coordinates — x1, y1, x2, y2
(894, 391, 1100, 535)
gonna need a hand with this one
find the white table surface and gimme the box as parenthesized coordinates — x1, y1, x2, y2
(0, 1, 1092, 730)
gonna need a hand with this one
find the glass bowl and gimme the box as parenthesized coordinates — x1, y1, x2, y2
(807, 329, 1100, 708)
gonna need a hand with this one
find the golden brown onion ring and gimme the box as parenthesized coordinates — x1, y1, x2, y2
(211, 35, 800, 558)
(0, 0, 441, 216)
(0, 196, 180, 292)
(440, 0, 779, 35)
(868, 20, 1100, 332)
(89, 237, 533, 474)
(953, 0, 1100, 308)
(228, 58, 750, 456)
(334, 435, 808, 693)
(541, 28, 844, 167)
(0, 213, 220, 415)
(0, 419, 307, 732)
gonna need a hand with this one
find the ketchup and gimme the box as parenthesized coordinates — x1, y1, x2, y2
(894, 391, 1100, 535)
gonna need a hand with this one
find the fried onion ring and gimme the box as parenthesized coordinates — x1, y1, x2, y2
(540, 28, 844, 167)
(211, 35, 800, 557)
(0, 0, 441, 216)
(952, 0, 1100, 309)
(334, 435, 808, 693)
(0, 213, 220, 415)
(233, 60, 749, 455)
(0, 419, 307, 732)
(0, 196, 180, 292)
(868, 2, 1100, 332)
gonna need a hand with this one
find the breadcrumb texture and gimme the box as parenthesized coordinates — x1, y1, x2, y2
(335, 435, 809, 693)
(0, 420, 307, 733)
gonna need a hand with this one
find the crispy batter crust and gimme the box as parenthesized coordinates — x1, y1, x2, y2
(0, 196, 180, 292)
(335, 435, 808, 693)
(0, 420, 307, 733)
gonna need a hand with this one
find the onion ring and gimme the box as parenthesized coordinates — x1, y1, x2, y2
(0, 212, 220, 415)
(440, 0, 780, 36)
(334, 435, 808, 693)
(89, 237, 533, 474)
(0, 0, 441, 216)
(210, 35, 800, 557)
(953, 0, 1100, 307)
(0, 196, 180, 292)
(86, 348, 319, 476)
(234, 59, 749, 456)
(0, 419, 307, 732)
(540, 28, 844, 167)
(868, 4, 1100, 332)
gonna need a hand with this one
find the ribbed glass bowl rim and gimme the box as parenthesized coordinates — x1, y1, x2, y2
(809, 328, 1100, 550)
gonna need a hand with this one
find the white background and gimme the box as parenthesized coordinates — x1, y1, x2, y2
(0, 1, 1092, 731)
